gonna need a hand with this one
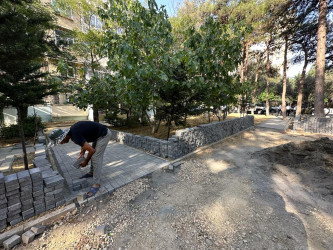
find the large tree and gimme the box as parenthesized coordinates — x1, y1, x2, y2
(314, 0, 327, 117)
(0, 0, 59, 169)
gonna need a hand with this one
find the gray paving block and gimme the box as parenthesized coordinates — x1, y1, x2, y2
(33, 190, 44, 197)
(43, 186, 55, 193)
(21, 198, 33, 207)
(7, 203, 21, 212)
(19, 179, 32, 187)
(0, 211, 7, 220)
(5, 183, 19, 192)
(20, 185, 32, 192)
(20, 192, 32, 200)
(33, 158, 50, 168)
(43, 175, 64, 188)
(22, 208, 34, 217)
(5, 189, 19, 197)
(7, 198, 21, 207)
(22, 230, 35, 244)
(46, 203, 55, 210)
(54, 191, 63, 199)
(7, 213, 21, 223)
(7, 208, 21, 218)
(32, 181, 43, 187)
(7, 193, 19, 200)
(22, 204, 33, 212)
(33, 199, 44, 206)
(34, 153, 47, 159)
(29, 168, 42, 178)
(54, 195, 64, 203)
(31, 225, 46, 235)
(17, 170, 30, 182)
(0, 197, 7, 205)
(3, 234, 21, 249)
(34, 208, 45, 215)
(22, 212, 34, 221)
(33, 203, 45, 211)
(9, 217, 22, 226)
(45, 199, 55, 206)
(55, 199, 65, 207)
(4, 173, 18, 186)
(41, 170, 58, 179)
(0, 203, 7, 209)
(0, 172, 4, 183)
(33, 195, 44, 202)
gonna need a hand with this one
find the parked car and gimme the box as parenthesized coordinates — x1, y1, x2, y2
(254, 103, 265, 114)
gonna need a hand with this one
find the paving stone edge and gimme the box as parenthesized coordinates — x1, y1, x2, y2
(0, 203, 76, 246)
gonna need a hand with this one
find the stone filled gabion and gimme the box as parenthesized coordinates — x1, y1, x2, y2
(294, 116, 333, 135)
(109, 116, 254, 159)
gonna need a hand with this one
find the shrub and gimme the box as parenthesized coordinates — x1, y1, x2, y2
(0, 116, 45, 139)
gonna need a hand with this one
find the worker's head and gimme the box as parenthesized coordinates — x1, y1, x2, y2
(60, 133, 70, 144)
(49, 128, 70, 145)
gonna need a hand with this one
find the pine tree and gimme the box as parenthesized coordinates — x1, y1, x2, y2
(0, 0, 59, 169)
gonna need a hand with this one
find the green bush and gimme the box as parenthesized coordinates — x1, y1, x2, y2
(0, 116, 45, 139)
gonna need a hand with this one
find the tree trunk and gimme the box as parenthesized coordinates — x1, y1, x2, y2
(296, 45, 308, 117)
(244, 42, 249, 82)
(282, 36, 288, 120)
(17, 107, 29, 170)
(251, 64, 260, 115)
(265, 39, 271, 117)
(314, 0, 327, 117)
(21, 106, 28, 120)
(93, 106, 99, 122)
(166, 116, 171, 140)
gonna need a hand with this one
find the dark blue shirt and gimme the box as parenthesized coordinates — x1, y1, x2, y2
(69, 121, 107, 147)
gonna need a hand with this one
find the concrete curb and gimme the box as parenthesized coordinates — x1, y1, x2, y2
(0, 203, 76, 246)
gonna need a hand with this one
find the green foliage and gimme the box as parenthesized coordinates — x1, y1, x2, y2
(0, 0, 60, 110)
(0, 116, 45, 139)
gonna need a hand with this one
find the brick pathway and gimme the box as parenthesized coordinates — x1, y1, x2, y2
(51, 141, 169, 197)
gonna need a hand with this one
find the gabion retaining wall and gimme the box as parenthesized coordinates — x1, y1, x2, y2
(0, 143, 65, 231)
(293, 116, 333, 135)
(110, 116, 254, 159)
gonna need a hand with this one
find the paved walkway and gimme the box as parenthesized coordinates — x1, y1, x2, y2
(51, 141, 169, 198)
(0, 145, 34, 172)
(256, 117, 291, 131)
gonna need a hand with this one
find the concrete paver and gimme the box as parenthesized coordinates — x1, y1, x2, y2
(51, 141, 169, 196)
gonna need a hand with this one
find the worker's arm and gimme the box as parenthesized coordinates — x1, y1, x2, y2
(78, 147, 86, 159)
(79, 142, 96, 167)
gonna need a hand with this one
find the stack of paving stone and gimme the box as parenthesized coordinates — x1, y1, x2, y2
(30, 168, 45, 216)
(18, 170, 34, 221)
(43, 169, 66, 209)
(4, 173, 22, 226)
(0, 141, 66, 231)
(0, 173, 7, 230)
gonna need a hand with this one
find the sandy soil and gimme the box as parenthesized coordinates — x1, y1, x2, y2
(16, 128, 333, 250)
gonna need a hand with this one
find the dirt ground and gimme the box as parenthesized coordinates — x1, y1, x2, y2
(15, 127, 332, 250)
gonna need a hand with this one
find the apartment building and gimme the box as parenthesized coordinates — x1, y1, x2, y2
(41, 0, 104, 104)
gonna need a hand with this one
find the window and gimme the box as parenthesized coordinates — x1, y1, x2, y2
(60, 64, 76, 78)
(51, 0, 73, 19)
(55, 29, 74, 48)
(90, 14, 102, 29)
